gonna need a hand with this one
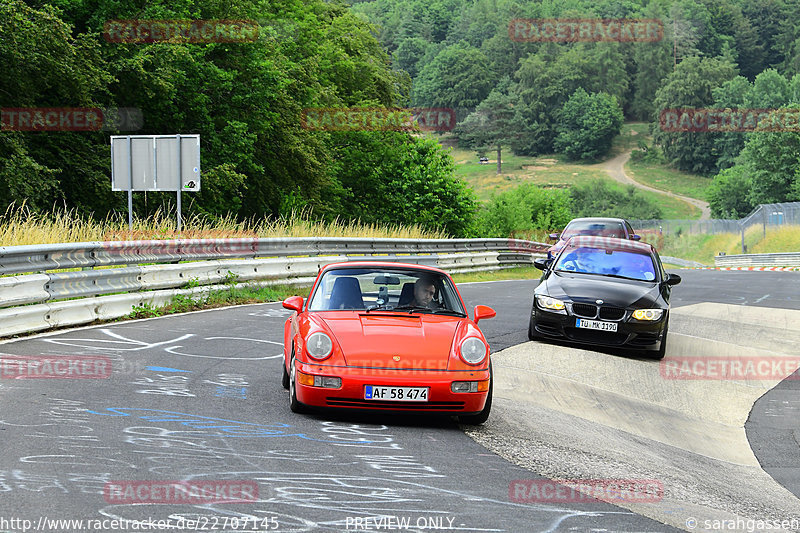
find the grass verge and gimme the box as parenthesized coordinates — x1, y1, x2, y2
(659, 225, 800, 265)
(0, 204, 446, 247)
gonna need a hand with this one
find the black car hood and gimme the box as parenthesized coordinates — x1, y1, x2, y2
(540, 272, 661, 307)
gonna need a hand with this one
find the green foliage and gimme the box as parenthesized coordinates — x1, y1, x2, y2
(412, 41, 497, 108)
(737, 126, 800, 205)
(455, 79, 521, 172)
(570, 180, 664, 219)
(707, 166, 755, 218)
(651, 56, 738, 175)
(554, 89, 624, 161)
(477, 185, 572, 238)
(327, 133, 477, 236)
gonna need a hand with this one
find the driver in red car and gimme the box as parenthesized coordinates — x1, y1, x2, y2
(408, 277, 441, 308)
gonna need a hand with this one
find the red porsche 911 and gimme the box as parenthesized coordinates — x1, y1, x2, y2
(281, 262, 497, 424)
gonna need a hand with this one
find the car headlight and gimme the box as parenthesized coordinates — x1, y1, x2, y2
(306, 332, 333, 360)
(536, 295, 566, 312)
(459, 337, 488, 365)
(631, 309, 664, 321)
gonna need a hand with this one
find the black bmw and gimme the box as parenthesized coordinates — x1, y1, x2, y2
(528, 235, 681, 359)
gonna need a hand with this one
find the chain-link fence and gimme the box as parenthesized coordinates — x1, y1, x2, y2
(630, 202, 800, 254)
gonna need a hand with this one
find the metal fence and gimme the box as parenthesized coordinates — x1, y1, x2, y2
(631, 202, 800, 253)
(0, 237, 547, 338)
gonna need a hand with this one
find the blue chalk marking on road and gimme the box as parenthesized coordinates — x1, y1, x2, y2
(215, 385, 247, 399)
(145, 366, 192, 373)
(86, 407, 365, 443)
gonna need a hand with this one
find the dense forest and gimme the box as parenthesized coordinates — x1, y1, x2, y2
(2, 0, 800, 237)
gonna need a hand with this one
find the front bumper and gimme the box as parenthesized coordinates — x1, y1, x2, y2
(530, 305, 666, 350)
(294, 361, 490, 414)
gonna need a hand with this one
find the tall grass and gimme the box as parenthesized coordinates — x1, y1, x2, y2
(660, 224, 800, 264)
(0, 204, 447, 246)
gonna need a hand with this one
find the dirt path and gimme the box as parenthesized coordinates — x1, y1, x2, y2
(595, 150, 711, 220)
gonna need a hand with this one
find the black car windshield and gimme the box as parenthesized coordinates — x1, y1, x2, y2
(554, 246, 657, 281)
(561, 221, 626, 241)
(308, 267, 465, 313)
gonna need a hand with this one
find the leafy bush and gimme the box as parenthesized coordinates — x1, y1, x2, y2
(476, 185, 572, 237)
(570, 180, 663, 220)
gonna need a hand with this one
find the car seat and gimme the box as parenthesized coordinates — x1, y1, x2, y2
(327, 277, 365, 309)
(398, 282, 415, 306)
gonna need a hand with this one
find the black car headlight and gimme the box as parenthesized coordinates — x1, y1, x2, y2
(631, 309, 664, 321)
(536, 295, 567, 314)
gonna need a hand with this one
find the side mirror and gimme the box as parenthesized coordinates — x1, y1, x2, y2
(473, 305, 496, 324)
(534, 258, 553, 270)
(631, 234, 641, 241)
(665, 273, 681, 286)
(282, 296, 304, 312)
(548, 233, 559, 242)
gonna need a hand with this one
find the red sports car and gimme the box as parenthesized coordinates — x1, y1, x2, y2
(281, 262, 496, 424)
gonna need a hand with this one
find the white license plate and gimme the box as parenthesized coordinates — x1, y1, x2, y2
(364, 386, 429, 402)
(576, 318, 618, 332)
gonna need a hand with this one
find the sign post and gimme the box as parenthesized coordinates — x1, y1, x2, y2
(111, 134, 201, 232)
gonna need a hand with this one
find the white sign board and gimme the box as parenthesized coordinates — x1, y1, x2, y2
(111, 134, 200, 191)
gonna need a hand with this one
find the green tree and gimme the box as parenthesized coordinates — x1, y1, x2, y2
(455, 80, 520, 174)
(327, 132, 477, 236)
(477, 184, 572, 238)
(412, 41, 497, 108)
(707, 166, 755, 218)
(737, 124, 800, 205)
(711, 76, 752, 171)
(652, 56, 738, 174)
(554, 88, 624, 161)
(570, 180, 663, 219)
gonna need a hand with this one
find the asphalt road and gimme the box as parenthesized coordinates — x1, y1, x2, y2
(0, 269, 797, 532)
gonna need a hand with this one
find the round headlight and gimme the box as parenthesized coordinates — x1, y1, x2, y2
(632, 309, 664, 321)
(460, 337, 488, 365)
(306, 332, 333, 360)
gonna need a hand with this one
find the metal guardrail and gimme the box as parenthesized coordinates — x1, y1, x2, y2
(714, 252, 800, 267)
(0, 237, 546, 276)
(0, 237, 547, 338)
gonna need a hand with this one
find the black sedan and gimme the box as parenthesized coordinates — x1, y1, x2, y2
(528, 236, 681, 359)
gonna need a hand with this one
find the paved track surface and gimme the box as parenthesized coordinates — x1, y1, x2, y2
(0, 269, 797, 532)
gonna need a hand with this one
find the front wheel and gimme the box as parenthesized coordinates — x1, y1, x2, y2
(288, 355, 307, 414)
(459, 362, 492, 425)
(281, 354, 290, 390)
(653, 321, 669, 360)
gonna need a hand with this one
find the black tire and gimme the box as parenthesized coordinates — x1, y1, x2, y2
(653, 321, 668, 360)
(528, 319, 542, 341)
(459, 362, 493, 425)
(288, 355, 307, 414)
(281, 357, 290, 390)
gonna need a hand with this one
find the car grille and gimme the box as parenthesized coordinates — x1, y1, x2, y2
(565, 328, 629, 345)
(325, 398, 466, 410)
(571, 303, 597, 318)
(599, 306, 626, 320)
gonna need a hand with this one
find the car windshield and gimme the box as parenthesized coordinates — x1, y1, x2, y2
(561, 221, 626, 241)
(554, 246, 657, 281)
(308, 267, 465, 313)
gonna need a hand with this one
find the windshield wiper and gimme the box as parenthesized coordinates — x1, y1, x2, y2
(365, 303, 395, 312)
(429, 309, 467, 317)
(393, 305, 433, 314)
